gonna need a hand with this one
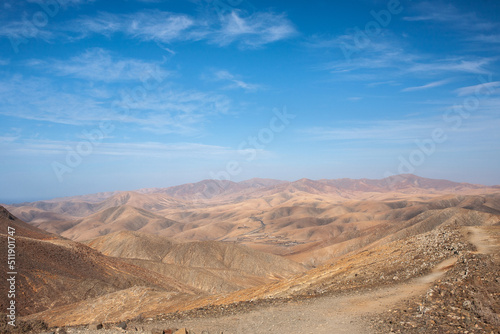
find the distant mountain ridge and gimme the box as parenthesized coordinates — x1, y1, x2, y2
(6, 174, 495, 208)
(4, 175, 499, 266)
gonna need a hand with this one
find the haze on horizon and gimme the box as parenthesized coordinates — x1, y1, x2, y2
(1, 0, 499, 203)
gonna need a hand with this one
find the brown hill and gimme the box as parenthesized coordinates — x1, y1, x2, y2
(0, 205, 57, 240)
(61, 205, 182, 241)
(0, 208, 199, 319)
(5, 190, 183, 223)
(25, 209, 499, 328)
(4, 176, 499, 267)
(30, 192, 500, 266)
(85, 231, 305, 293)
(6, 175, 497, 222)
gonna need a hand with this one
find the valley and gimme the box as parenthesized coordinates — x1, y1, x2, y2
(1, 174, 499, 333)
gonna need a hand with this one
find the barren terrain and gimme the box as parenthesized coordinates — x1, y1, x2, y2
(0, 175, 499, 333)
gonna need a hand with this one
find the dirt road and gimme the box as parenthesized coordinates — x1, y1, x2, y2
(122, 256, 456, 334)
(68, 226, 499, 334)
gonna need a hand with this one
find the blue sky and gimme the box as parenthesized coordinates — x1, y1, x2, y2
(0, 0, 499, 203)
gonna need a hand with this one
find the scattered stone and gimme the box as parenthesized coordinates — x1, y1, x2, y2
(88, 323, 103, 330)
(115, 321, 127, 330)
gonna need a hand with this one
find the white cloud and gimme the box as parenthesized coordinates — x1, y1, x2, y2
(65, 9, 295, 48)
(0, 74, 231, 135)
(301, 119, 435, 142)
(471, 34, 500, 44)
(0, 75, 113, 125)
(3, 139, 238, 159)
(300, 115, 500, 149)
(455, 81, 500, 97)
(0, 135, 18, 143)
(213, 11, 296, 47)
(403, 2, 497, 31)
(402, 79, 451, 92)
(209, 69, 261, 91)
(0, 21, 54, 44)
(29, 48, 170, 82)
(125, 11, 196, 43)
(69, 10, 195, 42)
(407, 58, 493, 75)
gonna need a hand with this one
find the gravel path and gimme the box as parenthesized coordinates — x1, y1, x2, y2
(65, 256, 456, 334)
(52, 226, 499, 334)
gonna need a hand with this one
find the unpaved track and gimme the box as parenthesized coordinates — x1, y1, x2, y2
(465, 226, 500, 255)
(72, 226, 498, 334)
(132, 257, 457, 334)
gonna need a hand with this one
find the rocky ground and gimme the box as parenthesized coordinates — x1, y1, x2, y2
(6, 225, 498, 334)
(374, 227, 500, 334)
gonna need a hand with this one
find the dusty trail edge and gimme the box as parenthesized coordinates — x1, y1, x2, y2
(67, 226, 494, 334)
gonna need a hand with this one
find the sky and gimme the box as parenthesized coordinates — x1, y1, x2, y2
(0, 0, 499, 203)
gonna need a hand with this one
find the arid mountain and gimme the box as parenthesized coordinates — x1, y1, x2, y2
(85, 230, 305, 293)
(5, 175, 500, 266)
(86, 230, 304, 277)
(1, 173, 497, 331)
(7, 175, 497, 218)
(60, 205, 183, 241)
(21, 210, 500, 329)
(1, 207, 305, 326)
(0, 205, 57, 240)
(0, 207, 199, 318)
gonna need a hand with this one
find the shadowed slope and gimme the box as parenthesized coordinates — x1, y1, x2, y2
(86, 231, 306, 293)
(0, 207, 198, 317)
(61, 205, 182, 241)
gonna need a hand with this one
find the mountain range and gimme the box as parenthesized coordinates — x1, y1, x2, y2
(1, 174, 499, 330)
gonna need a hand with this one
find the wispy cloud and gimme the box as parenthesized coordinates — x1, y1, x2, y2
(69, 10, 196, 42)
(470, 34, 500, 44)
(300, 119, 435, 143)
(64, 9, 296, 48)
(206, 69, 261, 91)
(28, 48, 170, 82)
(455, 81, 500, 97)
(213, 11, 296, 48)
(402, 79, 452, 92)
(403, 2, 497, 31)
(2, 139, 240, 159)
(321, 34, 493, 79)
(0, 20, 54, 43)
(0, 135, 19, 144)
(311, 2, 497, 84)
(407, 57, 494, 75)
(299, 115, 500, 148)
(0, 74, 231, 134)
